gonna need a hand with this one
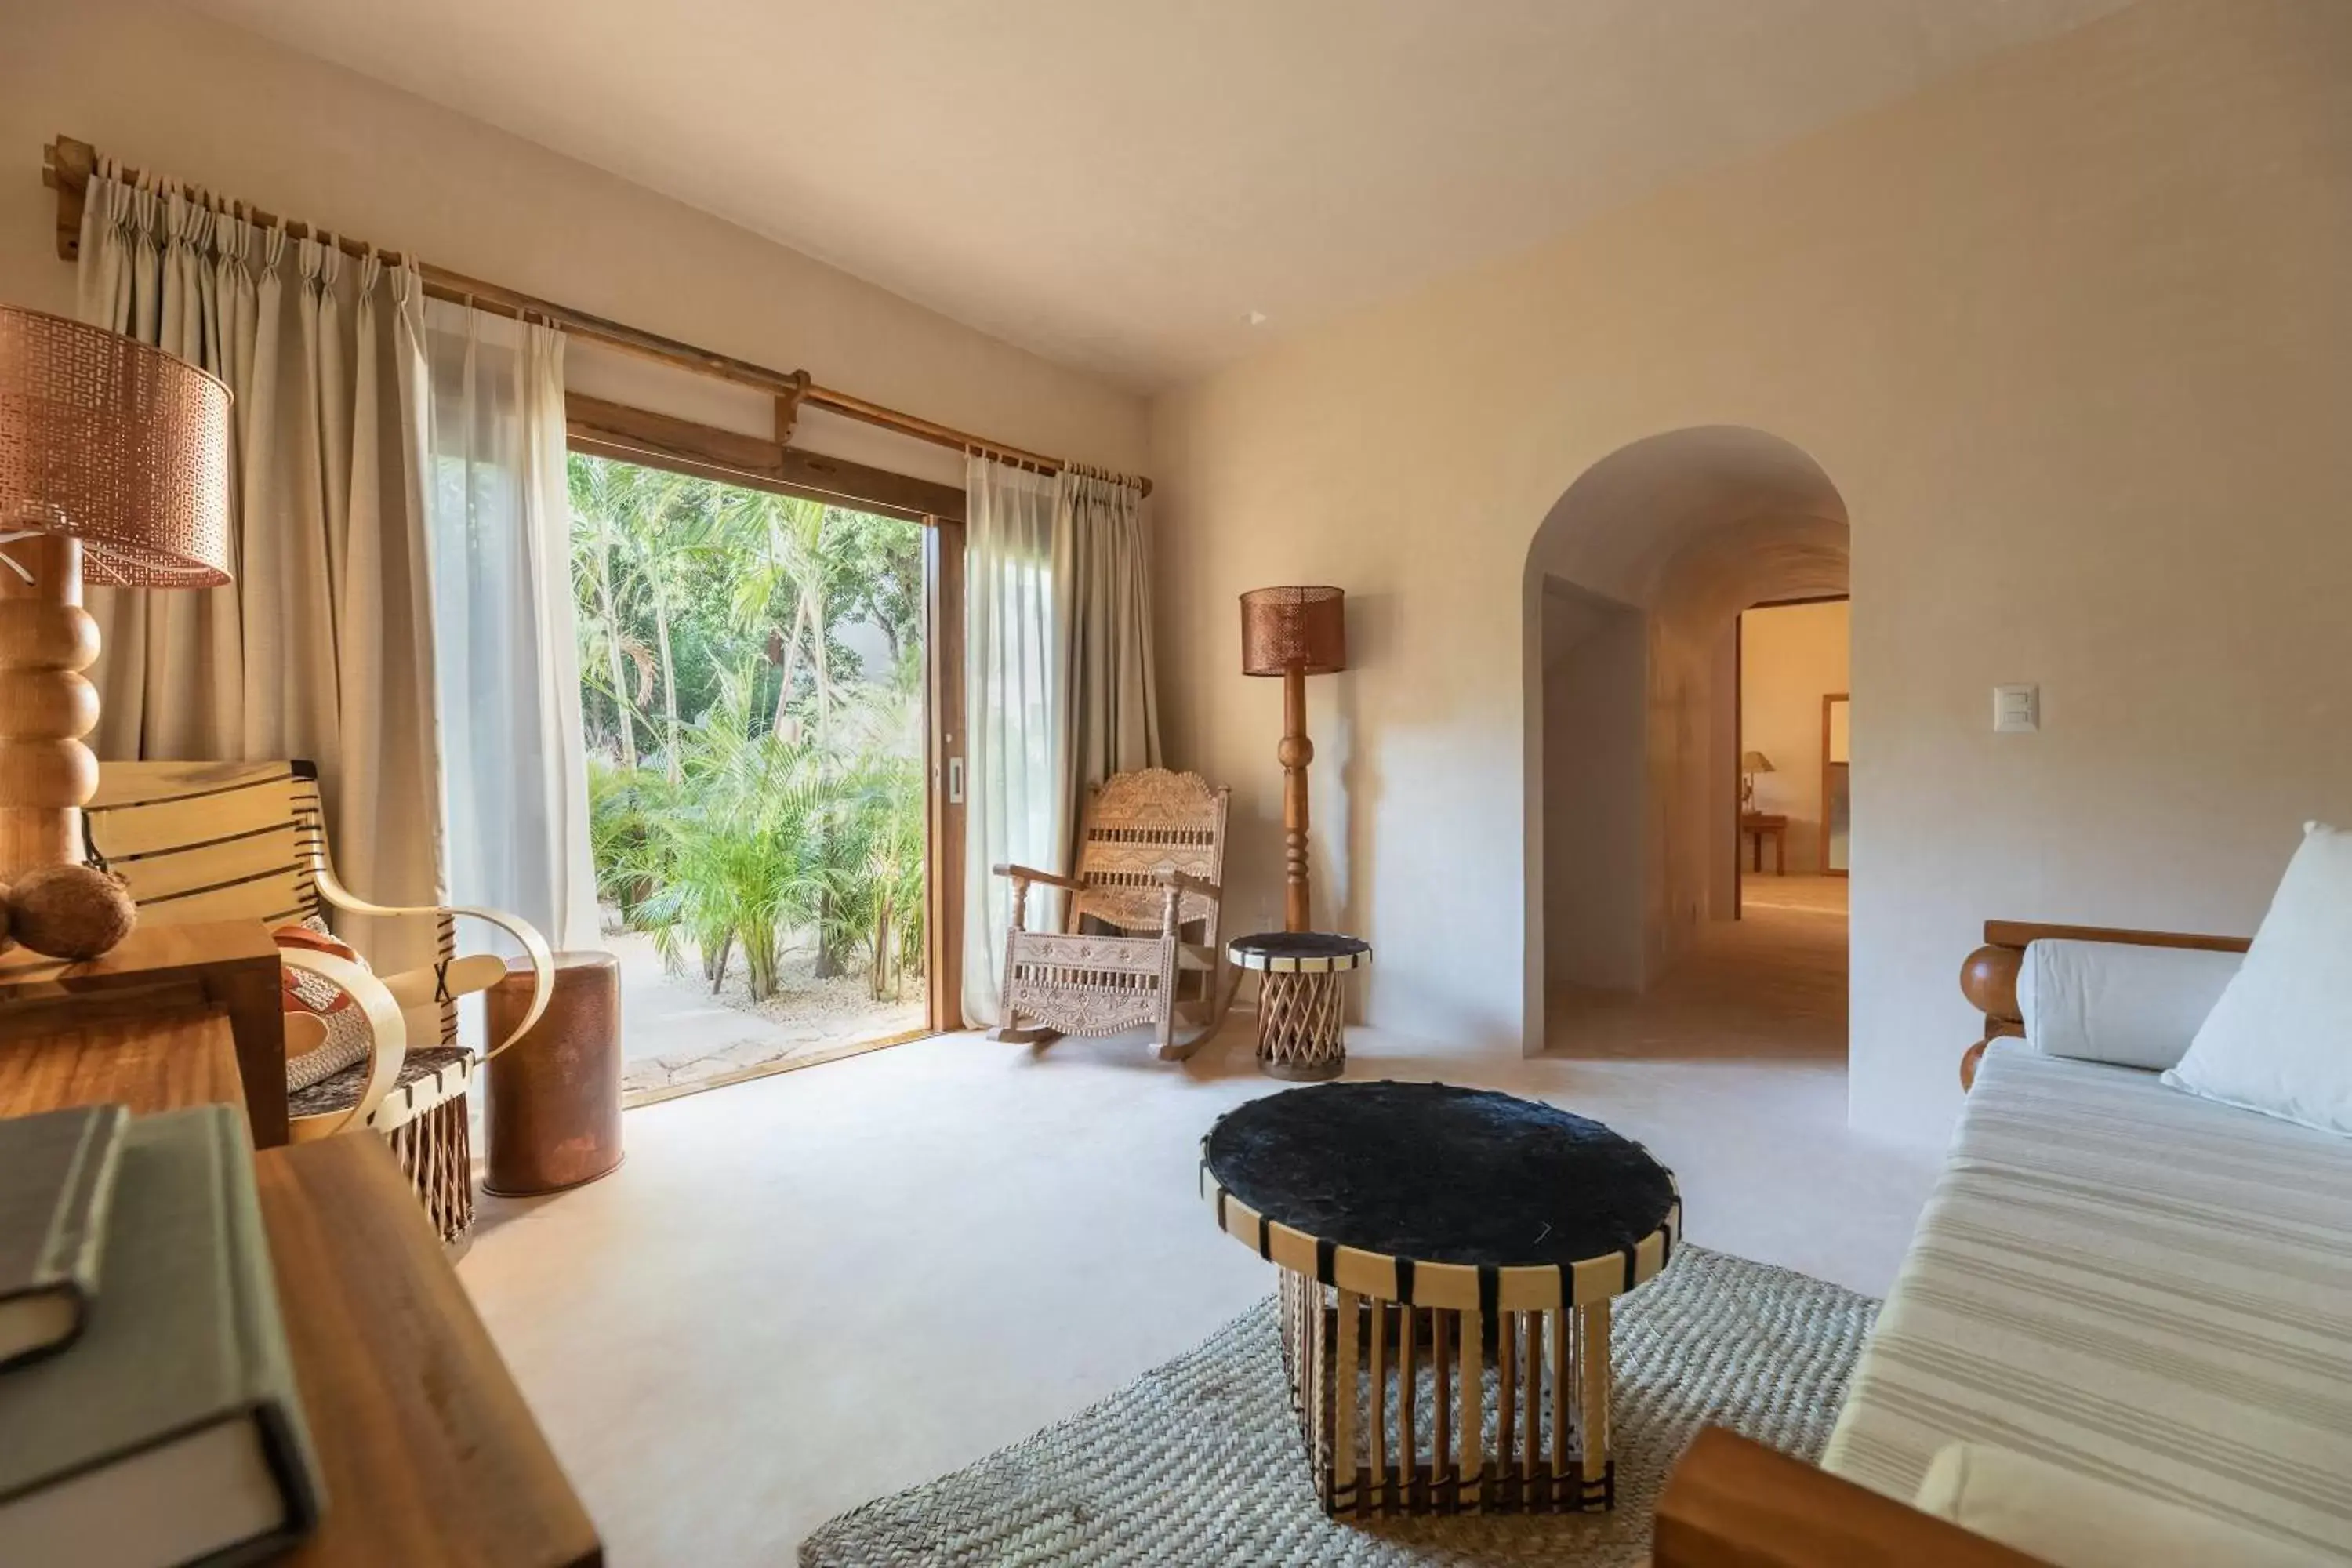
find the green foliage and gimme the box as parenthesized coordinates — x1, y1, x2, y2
(572, 454, 927, 1004)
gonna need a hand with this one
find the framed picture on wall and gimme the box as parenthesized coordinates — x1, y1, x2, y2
(1821, 692, 1849, 875)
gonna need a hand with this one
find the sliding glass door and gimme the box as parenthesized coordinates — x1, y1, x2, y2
(564, 448, 962, 1102)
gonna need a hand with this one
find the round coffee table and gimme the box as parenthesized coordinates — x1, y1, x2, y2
(1227, 931, 1370, 1080)
(1200, 1081, 1679, 1518)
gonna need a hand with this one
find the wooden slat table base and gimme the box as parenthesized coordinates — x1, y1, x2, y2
(1255, 969, 1348, 1080)
(1274, 1268, 1615, 1518)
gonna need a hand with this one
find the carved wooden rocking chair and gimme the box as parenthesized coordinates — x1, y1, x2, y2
(993, 768, 1231, 1060)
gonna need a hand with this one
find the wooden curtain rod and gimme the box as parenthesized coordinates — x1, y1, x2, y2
(39, 136, 1149, 496)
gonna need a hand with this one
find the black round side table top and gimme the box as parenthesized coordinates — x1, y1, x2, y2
(1202, 1081, 1675, 1271)
(1226, 931, 1372, 971)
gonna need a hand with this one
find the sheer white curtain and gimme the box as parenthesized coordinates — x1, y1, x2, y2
(962, 458, 1063, 1025)
(74, 169, 445, 975)
(419, 302, 597, 949)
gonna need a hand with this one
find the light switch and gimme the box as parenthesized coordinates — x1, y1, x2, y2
(1993, 684, 2039, 733)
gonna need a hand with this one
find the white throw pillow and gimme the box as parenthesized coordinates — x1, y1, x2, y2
(2020, 939, 2241, 1072)
(2163, 822, 2352, 1135)
(1916, 1443, 2328, 1568)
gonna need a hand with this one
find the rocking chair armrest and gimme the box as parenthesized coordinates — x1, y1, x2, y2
(993, 862, 1080, 891)
(1153, 869, 1221, 899)
(278, 948, 408, 1139)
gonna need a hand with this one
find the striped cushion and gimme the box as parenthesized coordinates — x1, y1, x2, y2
(1824, 1041, 2352, 1560)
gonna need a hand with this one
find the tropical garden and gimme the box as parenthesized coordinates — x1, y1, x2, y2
(572, 454, 929, 1023)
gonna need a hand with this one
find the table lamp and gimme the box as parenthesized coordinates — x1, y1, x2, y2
(1240, 586, 1345, 931)
(1740, 749, 1775, 812)
(0, 307, 232, 881)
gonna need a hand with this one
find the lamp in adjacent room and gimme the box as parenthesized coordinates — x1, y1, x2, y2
(1740, 749, 1775, 812)
(1240, 585, 1345, 932)
(0, 307, 232, 883)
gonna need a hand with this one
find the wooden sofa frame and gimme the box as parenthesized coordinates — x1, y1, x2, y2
(1657, 917, 2254, 1566)
(1957, 919, 2249, 1090)
(1653, 1429, 2045, 1566)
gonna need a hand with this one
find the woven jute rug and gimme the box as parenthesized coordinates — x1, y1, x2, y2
(800, 1247, 1876, 1566)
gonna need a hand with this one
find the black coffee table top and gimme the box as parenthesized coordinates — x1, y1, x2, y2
(1202, 1082, 1677, 1287)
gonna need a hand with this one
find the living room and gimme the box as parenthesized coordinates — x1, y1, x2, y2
(1, 2, 2348, 1565)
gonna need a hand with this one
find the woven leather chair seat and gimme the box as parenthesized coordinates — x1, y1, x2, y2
(288, 1044, 471, 1127)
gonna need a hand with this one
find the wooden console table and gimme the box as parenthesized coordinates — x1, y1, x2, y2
(1740, 813, 1788, 876)
(0, 980, 599, 1565)
(0, 919, 287, 1142)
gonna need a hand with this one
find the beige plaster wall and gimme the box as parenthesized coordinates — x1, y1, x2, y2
(1740, 601, 1852, 873)
(1151, 0, 2352, 1144)
(1540, 583, 1646, 993)
(0, 0, 1147, 475)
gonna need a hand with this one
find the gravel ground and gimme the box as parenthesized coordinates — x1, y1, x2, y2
(604, 915, 927, 1102)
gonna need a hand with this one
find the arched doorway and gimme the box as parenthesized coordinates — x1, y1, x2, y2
(1521, 426, 1849, 1053)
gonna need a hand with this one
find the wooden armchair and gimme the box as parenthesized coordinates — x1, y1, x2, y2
(993, 768, 1231, 1060)
(85, 760, 552, 1243)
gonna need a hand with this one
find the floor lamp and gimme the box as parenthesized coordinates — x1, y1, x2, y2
(0, 307, 233, 884)
(1240, 586, 1346, 932)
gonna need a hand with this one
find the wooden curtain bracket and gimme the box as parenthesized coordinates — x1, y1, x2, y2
(43, 136, 95, 261)
(774, 372, 811, 448)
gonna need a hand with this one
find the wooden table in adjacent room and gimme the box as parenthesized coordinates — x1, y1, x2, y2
(1740, 812, 1788, 875)
(1200, 1081, 1681, 1519)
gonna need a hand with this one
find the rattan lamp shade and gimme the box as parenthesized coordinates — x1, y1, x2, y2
(0, 307, 232, 586)
(1240, 585, 1346, 676)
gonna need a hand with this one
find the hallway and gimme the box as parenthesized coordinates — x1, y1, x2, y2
(1535, 876, 1918, 1300)
(1548, 875, 1847, 1062)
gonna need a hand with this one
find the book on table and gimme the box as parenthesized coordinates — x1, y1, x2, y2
(0, 1105, 323, 1566)
(0, 1104, 127, 1371)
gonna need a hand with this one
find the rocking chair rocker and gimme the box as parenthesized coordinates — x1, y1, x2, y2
(992, 768, 1231, 1060)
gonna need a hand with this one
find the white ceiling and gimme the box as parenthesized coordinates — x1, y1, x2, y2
(186, 0, 2129, 391)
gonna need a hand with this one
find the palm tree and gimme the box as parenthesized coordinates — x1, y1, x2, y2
(568, 452, 931, 1005)
(718, 488, 840, 742)
(568, 456, 644, 768)
(633, 673, 835, 1000)
(603, 466, 722, 783)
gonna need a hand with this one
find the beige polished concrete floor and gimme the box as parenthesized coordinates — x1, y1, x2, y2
(459, 894, 1934, 1565)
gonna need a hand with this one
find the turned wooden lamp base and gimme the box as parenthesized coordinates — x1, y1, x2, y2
(1240, 585, 1347, 937)
(0, 535, 101, 886)
(1279, 662, 1312, 931)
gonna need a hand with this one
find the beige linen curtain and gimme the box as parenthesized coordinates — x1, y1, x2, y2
(74, 168, 445, 975)
(1052, 466, 1159, 845)
(961, 458, 1159, 1025)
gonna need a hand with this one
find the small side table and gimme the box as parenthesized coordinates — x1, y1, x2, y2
(483, 950, 624, 1196)
(1740, 812, 1788, 876)
(1228, 931, 1370, 1081)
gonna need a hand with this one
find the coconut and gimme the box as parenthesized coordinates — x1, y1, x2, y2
(9, 864, 136, 960)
